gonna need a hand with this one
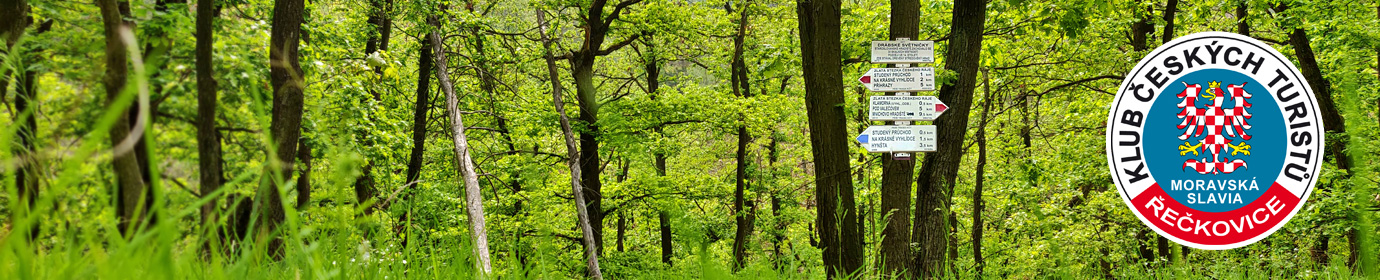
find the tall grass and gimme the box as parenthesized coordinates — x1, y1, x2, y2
(0, 27, 488, 280)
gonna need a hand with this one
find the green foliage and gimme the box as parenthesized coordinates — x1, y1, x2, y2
(1, 0, 1378, 278)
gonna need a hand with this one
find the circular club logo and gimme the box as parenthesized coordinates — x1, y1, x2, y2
(1106, 32, 1323, 250)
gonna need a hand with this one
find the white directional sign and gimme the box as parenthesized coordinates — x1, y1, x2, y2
(869, 95, 949, 121)
(854, 125, 937, 153)
(871, 40, 934, 64)
(858, 67, 935, 92)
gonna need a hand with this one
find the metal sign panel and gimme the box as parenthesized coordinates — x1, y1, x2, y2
(869, 95, 948, 121)
(854, 125, 937, 153)
(858, 67, 935, 92)
(871, 40, 935, 64)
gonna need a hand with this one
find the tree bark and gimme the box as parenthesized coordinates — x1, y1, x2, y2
(537, 9, 604, 279)
(3, 0, 40, 240)
(795, 0, 863, 276)
(1128, 2, 1155, 262)
(879, 0, 918, 276)
(656, 149, 673, 265)
(644, 31, 673, 266)
(972, 69, 992, 276)
(1288, 30, 1348, 169)
(566, 0, 641, 254)
(194, 0, 224, 235)
(1289, 25, 1354, 267)
(768, 133, 786, 269)
(1235, 2, 1249, 37)
(1131, 4, 1151, 51)
(124, 0, 170, 190)
(462, 0, 528, 265)
(614, 159, 629, 253)
(405, 37, 431, 187)
(365, 0, 393, 77)
(616, 211, 627, 252)
(398, 30, 433, 249)
(912, 0, 985, 278)
(354, 0, 393, 214)
(729, 0, 755, 270)
(0, 0, 26, 44)
(295, 140, 311, 208)
(1156, 0, 1182, 262)
(1157, 236, 1171, 262)
(97, 0, 153, 235)
(427, 18, 493, 274)
(254, 0, 307, 256)
(1161, 0, 1178, 43)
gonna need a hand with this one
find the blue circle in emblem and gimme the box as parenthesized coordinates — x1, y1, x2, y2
(1142, 68, 1286, 213)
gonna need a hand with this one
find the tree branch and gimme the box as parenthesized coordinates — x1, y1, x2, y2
(1038, 75, 1120, 96)
(603, 0, 645, 27)
(598, 33, 641, 56)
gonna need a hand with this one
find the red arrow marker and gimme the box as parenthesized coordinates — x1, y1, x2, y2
(935, 103, 948, 113)
(859, 75, 871, 84)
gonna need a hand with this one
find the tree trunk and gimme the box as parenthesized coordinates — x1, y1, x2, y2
(405, 38, 431, 186)
(97, 0, 153, 235)
(1235, 3, 1249, 37)
(912, 0, 985, 278)
(3, 0, 40, 240)
(656, 152, 673, 265)
(254, 0, 307, 256)
(399, 30, 433, 249)
(644, 31, 673, 266)
(972, 69, 992, 276)
(194, 0, 224, 235)
(572, 0, 614, 256)
(126, 0, 172, 191)
(795, 0, 863, 275)
(0, 0, 26, 44)
(768, 133, 785, 268)
(1128, 2, 1155, 262)
(537, 9, 604, 279)
(729, 0, 755, 270)
(427, 18, 493, 274)
(1288, 30, 1349, 170)
(1155, 0, 1181, 262)
(1130, 4, 1151, 51)
(365, 0, 393, 79)
(616, 211, 627, 252)
(295, 140, 311, 208)
(1157, 236, 1171, 262)
(462, 1, 528, 266)
(355, 0, 393, 214)
(879, 0, 918, 276)
(1289, 26, 1354, 267)
(614, 159, 629, 253)
(1161, 0, 1178, 43)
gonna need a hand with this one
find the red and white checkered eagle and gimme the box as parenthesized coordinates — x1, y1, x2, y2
(1177, 81, 1253, 174)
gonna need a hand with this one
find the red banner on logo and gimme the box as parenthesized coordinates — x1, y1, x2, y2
(1130, 183, 1299, 245)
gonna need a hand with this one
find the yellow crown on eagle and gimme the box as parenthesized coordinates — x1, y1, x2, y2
(1201, 81, 1221, 99)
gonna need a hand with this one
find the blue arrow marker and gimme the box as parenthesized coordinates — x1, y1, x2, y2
(856, 134, 869, 143)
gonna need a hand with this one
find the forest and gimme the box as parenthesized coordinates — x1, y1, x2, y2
(0, 0, 1378, 278)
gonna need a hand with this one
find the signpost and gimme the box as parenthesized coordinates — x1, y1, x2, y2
(868, 95, 948, 121)
(857, 67, 935, 92)
(871, 40, 934, 64)
(854, 125, 937, 153)
(858, 38, 940, 159)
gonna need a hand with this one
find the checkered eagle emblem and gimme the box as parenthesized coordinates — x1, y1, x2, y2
(1177, 81, 1252, 174)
